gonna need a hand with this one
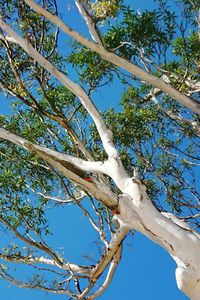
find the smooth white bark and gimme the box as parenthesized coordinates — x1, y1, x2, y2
(114, 184, 200, 300)
(75, 0, 103, 45)
(0, 17, 119, 159)
(1, 129, 200, 298)
(0, 4, 200, 298)
(0, 253, 92, 276)
(0, 128, 118, 209)
(0, 128, 107, 174)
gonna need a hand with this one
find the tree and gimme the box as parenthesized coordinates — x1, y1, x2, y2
(0, 0, 200, 299)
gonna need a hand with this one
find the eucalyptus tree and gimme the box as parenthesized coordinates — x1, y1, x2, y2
(0, 0, 200, 299)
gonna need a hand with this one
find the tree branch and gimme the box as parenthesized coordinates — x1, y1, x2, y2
(78, 227, 127, 298)
(24, 0, 200, 114)
(0, 17, 119, 159)
(75, 0, 103, 45)
(0, 32, 17, 43)
(146, 92, 200, 136)
(0, 128, 118, 209)
(0, 268, 74, 296)
(0, 252, 92, 276)
(0, 128, 106, 174)
(0, 215, 63, 267)
(88, 245, 122, 299)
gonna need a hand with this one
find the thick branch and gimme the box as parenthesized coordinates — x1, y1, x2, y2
(91, 227, 127, 282)
(88, 246, 122, 300)
(0, 17, 119, 158)
(0, 128, 106, 174)
(24, 0, 200, 114)
(0, 33, 17, 43)
(78, 227, 127, 299)
(0, 128, 118, 209)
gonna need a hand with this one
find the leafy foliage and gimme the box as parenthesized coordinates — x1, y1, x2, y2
(0, 0, 199, 297)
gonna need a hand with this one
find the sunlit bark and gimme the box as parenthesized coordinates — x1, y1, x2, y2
(0, 2, 199, 299)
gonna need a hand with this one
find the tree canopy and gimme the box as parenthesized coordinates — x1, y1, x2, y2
(0, 0, 199, 299)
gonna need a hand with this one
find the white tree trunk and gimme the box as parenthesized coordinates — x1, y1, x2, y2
(112, 173, 200, 300)
(2, 125, 199, 298)
(0, 4, 200, 297)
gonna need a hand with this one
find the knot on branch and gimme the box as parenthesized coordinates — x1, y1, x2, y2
(176, 266, 200, 298)
(113, 194, 141, 229)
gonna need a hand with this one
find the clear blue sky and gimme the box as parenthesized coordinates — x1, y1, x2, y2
(0, 204, 188, 300)
(0, 0, 190, 299)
